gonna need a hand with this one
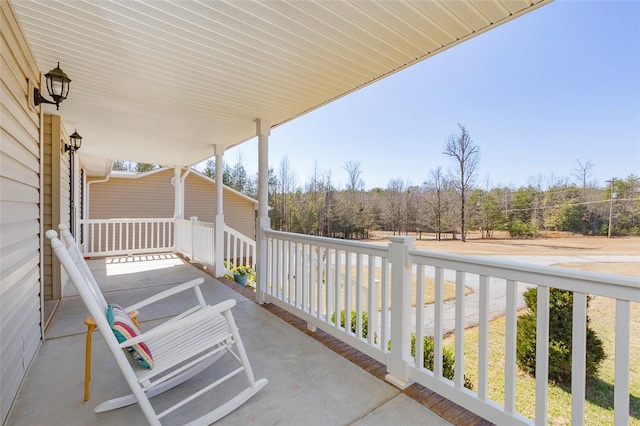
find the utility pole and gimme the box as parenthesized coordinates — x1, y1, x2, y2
(606, 178, 617, 238)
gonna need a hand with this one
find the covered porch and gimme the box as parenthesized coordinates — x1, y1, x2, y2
(8, 253, 455, 426)
(5, 1, 637, 425)
(19, 216, 640, 425)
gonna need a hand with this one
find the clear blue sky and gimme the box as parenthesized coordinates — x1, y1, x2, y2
(213, 0, 640, 190)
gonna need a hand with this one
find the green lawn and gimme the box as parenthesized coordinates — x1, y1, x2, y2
(443, 297, 640, 425)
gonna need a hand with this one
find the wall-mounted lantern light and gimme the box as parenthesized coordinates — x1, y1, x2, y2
(65, 129, 82, 236)
(34, 62, 71, 110)
(65, 130, 82, 152)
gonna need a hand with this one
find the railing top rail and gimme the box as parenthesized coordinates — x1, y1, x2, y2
(224, 225, 253, 238)
(193, 221, 215, 229)
(82, 218, 174, 223)
(264, 229, 388, 257)
(409, 247, 640, 301)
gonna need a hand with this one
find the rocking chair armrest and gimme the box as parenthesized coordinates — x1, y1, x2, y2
(119, 299, 237, 347)
(124, 278, 206, 312)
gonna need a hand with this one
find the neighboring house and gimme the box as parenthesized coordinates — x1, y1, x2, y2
(88, 167, 257, 240)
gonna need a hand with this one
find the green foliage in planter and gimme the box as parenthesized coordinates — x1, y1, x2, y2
(230, 265, 255, 284)
(516, 287, 606, 385)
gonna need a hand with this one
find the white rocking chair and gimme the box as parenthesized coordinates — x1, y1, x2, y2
(47, 228, 267, 425)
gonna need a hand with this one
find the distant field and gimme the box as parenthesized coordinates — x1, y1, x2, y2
(365, 231, 640, 259)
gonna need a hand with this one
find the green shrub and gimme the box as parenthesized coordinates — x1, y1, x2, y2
(410, 333, 474, 390)
(507, 218, 533, 238)
(331, 310, 369, 340)
(516, 287, 606, 385)
(387, 333, 473, 389)
(333, 310, 472, 389)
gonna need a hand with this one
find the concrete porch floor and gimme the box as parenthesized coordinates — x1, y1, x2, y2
(7, 254, 455, 426)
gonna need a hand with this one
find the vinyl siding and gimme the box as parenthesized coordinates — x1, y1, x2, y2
(0, 2, 42, 423)
(43, 115, 71, 300)
(89, 168, 256, 239)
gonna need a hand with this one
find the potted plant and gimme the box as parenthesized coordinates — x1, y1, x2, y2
(231, 265, 253, 286)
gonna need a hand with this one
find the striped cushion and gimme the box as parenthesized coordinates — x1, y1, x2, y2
(107, 304, 154, 369)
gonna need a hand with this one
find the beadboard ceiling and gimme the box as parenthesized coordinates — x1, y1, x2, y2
(11, 0, 551, 175)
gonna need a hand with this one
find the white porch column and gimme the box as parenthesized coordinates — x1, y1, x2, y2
(214, 145, 225, 277)
(385, 235, 416, 389)
(172, 166, 183, 220)
(255, 119, 270, 304)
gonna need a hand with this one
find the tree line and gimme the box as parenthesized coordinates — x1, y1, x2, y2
(207, 126, 638, 239)
(115, 127, 640, 239)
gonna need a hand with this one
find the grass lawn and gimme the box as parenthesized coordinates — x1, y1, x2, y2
(443, 296, 640, 425)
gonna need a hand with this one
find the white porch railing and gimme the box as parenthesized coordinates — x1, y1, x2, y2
(225, 225, 256, 270)
(82, 218, 255, 275)
(260, 230, 639, 426)
(173, 218, 255, 272)
(174, 217, 215, 266)
(81, 218, 174, 257)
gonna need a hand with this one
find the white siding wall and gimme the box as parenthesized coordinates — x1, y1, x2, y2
(0, 2, 43, 423)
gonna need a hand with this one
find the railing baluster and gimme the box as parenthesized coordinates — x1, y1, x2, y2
(334, 249, 341, 326)
(296, 242, 302, 309)
(301, 243, 308, 313)
(288, 240, 294, 304)
(345, 252, 352, 334)
(455, 271, 466, 389)
(356, 253, 363, 339)
(98, 223, 103, 254)
(367, 256, 377, 347)
(125, 222, 130, 252)
(275, 239, 282, 300)
(416, 265, 425, 369)
(505, 280, 518, 415)
(317, 246, 323, 319)
(614, 299, 630, 426)
(478, 275, 490, 400)
(571, 292, 587, 426)
(381, 261, 389, 352)
(153, 221, 158, 249)
(268, 238, 275, 297)
(118, 222, 122, 251)
(111, 221, 115, 252)
(535, 285, 550, 426)
(323, 246, 330, 320)
(434, 266, 444, 377)
(326, 248, 333, 321)
(309, 244, 316, 315)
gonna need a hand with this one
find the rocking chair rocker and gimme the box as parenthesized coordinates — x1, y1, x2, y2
(47, 227, 267, 425)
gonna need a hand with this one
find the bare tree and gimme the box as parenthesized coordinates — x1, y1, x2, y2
(572, 159, 594, 191)
(343, 160, 364, 191)
(443, 124, 480, 242)
(337, 161, 366, 239)
(424, 167, 448, 241)
(276, 156, 297, 231)
(384, 179, 406, 235)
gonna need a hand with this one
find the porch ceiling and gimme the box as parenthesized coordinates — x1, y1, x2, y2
(11, 0, 550, 176)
